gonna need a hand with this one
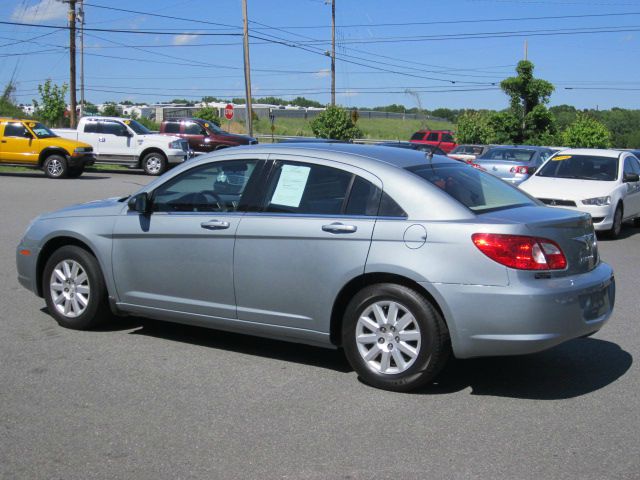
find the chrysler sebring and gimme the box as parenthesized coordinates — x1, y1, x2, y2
(17, 144, 615, 391)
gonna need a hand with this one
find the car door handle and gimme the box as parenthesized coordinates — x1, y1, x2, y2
(98, 137, 105, 142)
(0, 140, 6, 143)
(200, 220, 230, 230)
(322, 222, 357, 234)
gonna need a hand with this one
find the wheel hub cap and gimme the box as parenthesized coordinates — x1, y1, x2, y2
(49, 260, 90, 318)
(355, 300, 422, 375)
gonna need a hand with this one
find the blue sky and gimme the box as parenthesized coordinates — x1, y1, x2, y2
(1, 0, 639, 110)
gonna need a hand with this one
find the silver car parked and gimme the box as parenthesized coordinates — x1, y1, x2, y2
(17, 144, 615, 391)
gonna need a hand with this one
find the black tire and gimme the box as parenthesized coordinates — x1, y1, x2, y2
(42, 246, 111, 330)
(633, 217, 640, 228)
(67, 166, 84, 178)
(141, 151, 167, 176)
(606, 205, 623, 239)
(342, 283, 450, 392)
(43, 154, 69, 179)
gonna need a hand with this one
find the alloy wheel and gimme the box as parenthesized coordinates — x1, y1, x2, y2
(355, 300, 422, 375)
(49, 259, 90, 318)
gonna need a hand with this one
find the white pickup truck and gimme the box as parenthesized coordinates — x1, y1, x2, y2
(53, 116, 191, 175)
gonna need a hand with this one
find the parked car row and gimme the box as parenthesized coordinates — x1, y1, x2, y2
(0, 115, 257, 178)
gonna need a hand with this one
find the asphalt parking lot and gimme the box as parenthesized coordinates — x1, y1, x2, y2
(0, 169, 638, 479)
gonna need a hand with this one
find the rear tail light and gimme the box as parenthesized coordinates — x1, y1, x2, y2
(471, 163, 485, 170)
(472, 233, 567, 270)
(510, 165, 530, 174)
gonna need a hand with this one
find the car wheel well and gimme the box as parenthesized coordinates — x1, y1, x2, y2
(36, 237, 95, 297)
(38, 148, 68, 167)
(330, 273, 447, 347)
(138, 148, 166, 167)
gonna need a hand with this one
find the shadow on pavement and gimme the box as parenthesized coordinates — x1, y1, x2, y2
(421, 337, 632, 400)
(0, 171, 110, 180)
(127, 318, 353, 373)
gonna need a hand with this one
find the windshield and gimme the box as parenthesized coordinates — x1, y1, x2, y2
(479, 148, 535, 162)
(407, 163, 535, 213)
(199, 120, 223, 134)
(123, 119, 152, 135)
(29, 122, 57, 138)
(536, 154, 619, 181)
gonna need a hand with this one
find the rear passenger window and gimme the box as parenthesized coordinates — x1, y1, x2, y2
(265, 163, 352, 215)
(426, 132, 439, 141)
(379, 192, 406, 217)
(442, 133, 454, 143)
(345, 176, 382, 216)
(164, 122, 180, 134)
(3, 122, 29, 138)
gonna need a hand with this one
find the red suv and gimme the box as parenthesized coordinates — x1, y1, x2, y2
(410, 129, 457, 153)
(160, 118, 257, 153)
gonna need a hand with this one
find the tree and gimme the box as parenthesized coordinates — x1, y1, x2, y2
(455, 111, 494, 144)
(290, 96, 324, 108)
(500, 60, 555, 143)
(561, 114, 612, 148)
(101, 102, 120, 117)
(33, 79, 68, 127)
(310, 105, 362, 141)
(195, 106, 221, 126)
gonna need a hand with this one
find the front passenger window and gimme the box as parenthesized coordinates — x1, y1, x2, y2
(152, 160, 258, 213)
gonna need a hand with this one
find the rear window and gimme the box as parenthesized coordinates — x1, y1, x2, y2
(407, 163, 535, 213)
(164, 122, 180, 134)
(410, 132, 425, 141)
(480, 148, 535, 162)
(536, 154, 619, 181)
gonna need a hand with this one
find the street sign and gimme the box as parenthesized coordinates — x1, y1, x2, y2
(224, 104, 234, 120)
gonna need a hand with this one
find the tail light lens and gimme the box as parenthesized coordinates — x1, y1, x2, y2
(472, 233, 567, 270)
(510, 165, 530, 174)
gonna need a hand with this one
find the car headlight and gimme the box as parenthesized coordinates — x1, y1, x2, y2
(168, 140, 183, 149)
(582, 196, 611, 206)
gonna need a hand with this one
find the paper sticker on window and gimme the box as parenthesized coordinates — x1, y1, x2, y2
(553, 155, 571, 161)
(270, 164, 311, 208)
(204, 123, 210, 128)
(123, 120, 131, 125)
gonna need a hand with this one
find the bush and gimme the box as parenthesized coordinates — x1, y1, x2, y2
(195, 106, 221, 126)
(310, 106, 362, 141)
(561, 114, 612, 148)
(455, 111, 493, 144)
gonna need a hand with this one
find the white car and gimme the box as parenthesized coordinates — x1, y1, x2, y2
(520, 148, 640, 238)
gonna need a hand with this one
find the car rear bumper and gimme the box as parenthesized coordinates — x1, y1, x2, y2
(425, 262, 615, 358)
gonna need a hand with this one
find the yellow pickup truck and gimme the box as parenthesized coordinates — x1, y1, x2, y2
(0, 118, 95, 178)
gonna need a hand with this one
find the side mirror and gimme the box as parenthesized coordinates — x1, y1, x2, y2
(128, 192, 151, 214)
(623, 173, 639, 183)
(529, 166, 537, 175)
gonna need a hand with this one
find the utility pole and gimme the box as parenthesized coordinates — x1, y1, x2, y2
(241, 0, 253, 136)
(331, 0, 335, 106)
(524, 39, 528, 61)
(78, 0, 84, 118)
(67, 0, 77, 128)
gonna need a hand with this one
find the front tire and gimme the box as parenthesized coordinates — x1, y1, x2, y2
(67, 166, 84, 178)
(142, 152, 167, 176)
(42, 246, 110, 330)
(342, 283, 450, 392)
(606, 205, 623, 239)
(43, 154, 68, 179)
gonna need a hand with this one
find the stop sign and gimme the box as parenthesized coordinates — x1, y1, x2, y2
(224, 104, 234, 120)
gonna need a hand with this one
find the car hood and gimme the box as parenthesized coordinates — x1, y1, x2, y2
(520, 176, 617, 200)
(216, 132, 256, 143)
(46, 136, 93, 151)
(40, 196, 127, 219)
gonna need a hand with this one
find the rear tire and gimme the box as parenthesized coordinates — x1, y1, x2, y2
(43, 154, 68, 179)
(342, 283, 450, 392)
(142, 152, 167, 176)
(42, 246, 110, 330)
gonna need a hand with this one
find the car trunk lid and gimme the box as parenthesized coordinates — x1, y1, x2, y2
(480, 206, 598, 275)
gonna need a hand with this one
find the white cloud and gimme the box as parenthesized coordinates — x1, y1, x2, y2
(314, 69, 331, 78)
(11, 0, 67, 23)
(172, 33, 199, 46)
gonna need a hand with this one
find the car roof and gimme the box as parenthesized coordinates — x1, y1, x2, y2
(0, 117, 31, 122)
(206, 142, 458, 171)
(415, 129, 454, 133)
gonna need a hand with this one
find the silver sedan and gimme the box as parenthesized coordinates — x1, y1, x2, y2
(16, 143, 615, 391)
